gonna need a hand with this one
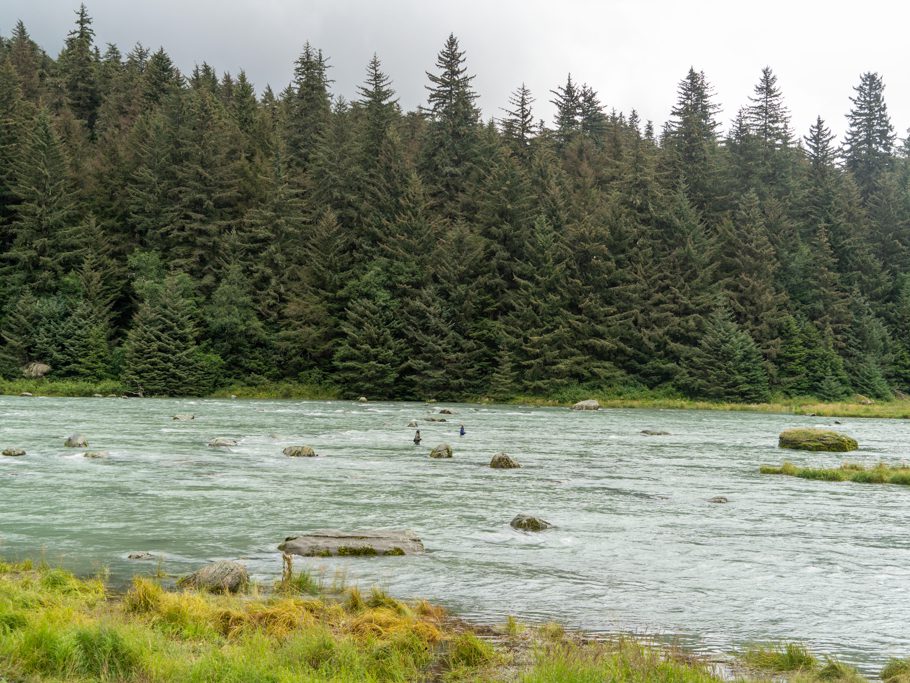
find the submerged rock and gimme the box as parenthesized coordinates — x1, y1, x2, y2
(778, 428, 858, 453)
(707, 496, 729, 504)
(438, 408, 455, 415)
(429, 443, 453, 459)
(490, 452, 520, 469)
(279, 529, 424, 557)
(178, 560, 249, 593)
(19, 392, 33, 397)
(510, 514, 552, 531)
(127, 552, 156, 560)
(172, 414, 195, 421)
(208, 437, 238, 448)
(407, 420, 418, 428)
(283, 445, 317, 457)
(64, 434, 88, 448)
(83, 451, 110, 459)
(92, 393, 103, 398)
(641, 429, 671, 436)
(1, 448, 25, 457)
(425, 416, 447, 423)
(571, 399, 600, 411)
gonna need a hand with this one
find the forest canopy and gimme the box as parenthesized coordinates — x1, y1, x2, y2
(1, 6, 909, 402)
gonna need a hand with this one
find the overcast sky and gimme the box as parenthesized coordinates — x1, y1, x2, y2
(2, 0, 908, 142)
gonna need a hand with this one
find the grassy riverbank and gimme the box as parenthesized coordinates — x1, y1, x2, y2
(2, 378, 910, 419)
(0, 559, 905, 682)
(761, 461, 910, 485)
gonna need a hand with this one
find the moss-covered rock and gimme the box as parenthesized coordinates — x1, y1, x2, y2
(429, 443, 453, 459)
(510, 514, 552, 531)
(1, 448, 25, 457)
(490, 452, 520, 469)
(177, 560, 249, 594)
(778, 428, 858, 452)
(64, 434, 88, 448)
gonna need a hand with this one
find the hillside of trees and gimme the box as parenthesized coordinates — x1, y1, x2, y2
(1, 6, 909, 402)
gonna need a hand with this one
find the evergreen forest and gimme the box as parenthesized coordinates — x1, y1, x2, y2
(2, 6, 910, 402)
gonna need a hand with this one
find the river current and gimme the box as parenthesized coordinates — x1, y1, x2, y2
(1, 396, 908, 671)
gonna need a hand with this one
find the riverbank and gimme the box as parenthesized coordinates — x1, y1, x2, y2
(3, 378, 910, 419)
(0, 558, 897, 682)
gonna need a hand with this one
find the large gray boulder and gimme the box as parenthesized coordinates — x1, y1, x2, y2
(571, 399, 600, 411)
(208, 437, 238, 448)
(510, 514, 552, 531)
(2, 448, 25, 457)
(283, 445, 317, 457)
(279, 530, 424, 557)
(490, 452, 520, 469)
(64, 434, 88, 448)
(178, 560, 249, 593)
(22, 362, 51, 379)
(429, 443, 453, 459)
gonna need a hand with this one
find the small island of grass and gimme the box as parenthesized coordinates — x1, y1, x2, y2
(761, 461, 910, 485)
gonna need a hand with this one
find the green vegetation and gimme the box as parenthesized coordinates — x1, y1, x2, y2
(0, 559, 903, 682)
(761, 461, 910, 485)
(1, 13, 910, 404)
(778, 428, 859, 452)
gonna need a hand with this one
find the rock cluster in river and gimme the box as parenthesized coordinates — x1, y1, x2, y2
(283, 445, 317, 457)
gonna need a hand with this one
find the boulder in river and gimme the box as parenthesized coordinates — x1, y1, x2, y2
(92, 393, 103, 398)
(358, 396, 368, 403)
(83, 451, 109, 459)
(429, 443, 453, 459)
(279, 529, 424, 557)
(438, 408, 455, 415)
(127, 552, 156, 560)
(19, 392, 33, 397)
(707, 496, 729, 504)
(178, 560, 249, 593)
(407, 420, 418, 428)
(172, 414, 195, 421)
(208, 437, 238, 448)
(425, 416, 447, 423)
(490, 452, 520, 469)
(64, 434, 88, 448)
(2, 448, 25, 457)
(641, 429, 671, 436)
(778, 428, 858, 452)
(22, 361, 51, 379)
(510, 514, 552, 531)
(283, 445, 317, 457)
(571, 399, 600, 411)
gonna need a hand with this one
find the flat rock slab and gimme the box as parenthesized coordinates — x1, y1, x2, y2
(641, 430, 671, 436)
(209, 437, 238, 447)
(279, 530, 424, 557)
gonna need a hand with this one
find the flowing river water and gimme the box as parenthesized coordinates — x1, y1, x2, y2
(1, 396, 908, 672)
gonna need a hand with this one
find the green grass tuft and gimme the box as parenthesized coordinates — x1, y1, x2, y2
(741, 642, 817, 672)
(882, 657, 910, 682)
(761, 461, 910, 487)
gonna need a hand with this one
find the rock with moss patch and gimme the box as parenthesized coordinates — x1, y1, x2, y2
(279, 530, 424, 557)
(283, 445, 317, 458)
(178, 560, 249, 593)
(778, 428, 858, 452)
(510, 514, 552, 531)
(64, 434, 88, 448)
(490, 452, 520, 469)
(707, 496, 729, 504)
(2, 448, 25, 457)
(208, 437, 238, 448)
(571, 399, 600, 411)
(83, 451, 110, 459)
(429, 443, 453, 459)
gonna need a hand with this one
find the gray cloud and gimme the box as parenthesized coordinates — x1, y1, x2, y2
(3, 0, 908, 142)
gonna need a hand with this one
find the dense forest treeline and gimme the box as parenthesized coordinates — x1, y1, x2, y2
(1, 6, 909, 401)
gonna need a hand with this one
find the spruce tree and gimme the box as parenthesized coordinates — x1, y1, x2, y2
(500, 83, 535, 160)
(844, 72, 895, 200)
(58, 4, 100, 133)
(284, 42, 331, 173)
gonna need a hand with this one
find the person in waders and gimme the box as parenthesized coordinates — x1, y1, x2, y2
(413, 430, 421, 445)
(459, 424, 465, 437)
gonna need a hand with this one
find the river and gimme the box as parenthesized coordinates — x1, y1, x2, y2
(1, 396, 908, 672)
